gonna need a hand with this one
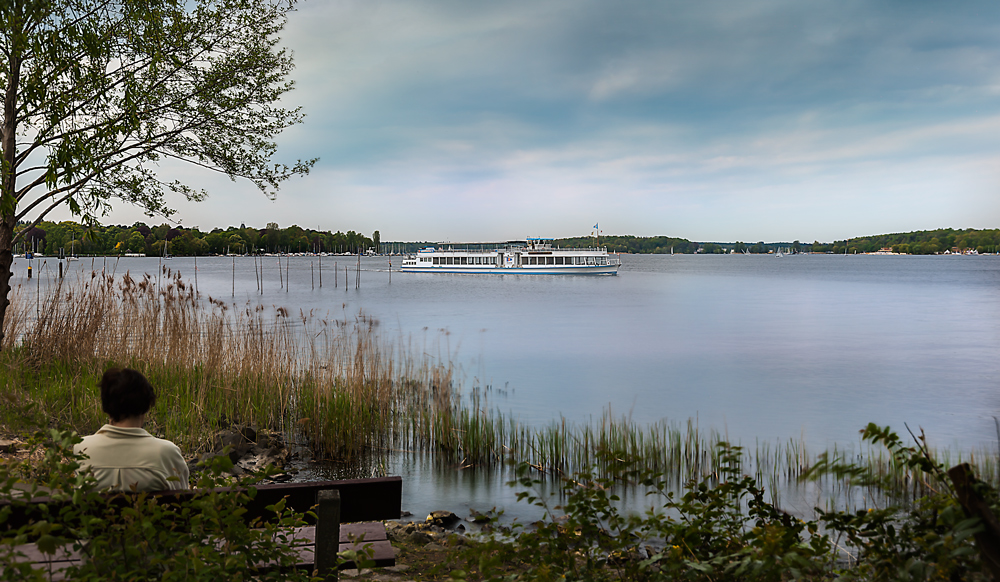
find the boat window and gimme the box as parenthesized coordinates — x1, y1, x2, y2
(446, 257, 453, 265)
(587, 256, 595, 265)
(433, 257, 439, 265)
(547, 257, 554, 265)
(555, 257, 563, 265)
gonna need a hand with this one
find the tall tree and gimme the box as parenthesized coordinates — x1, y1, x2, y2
(0, 0, 314, 344)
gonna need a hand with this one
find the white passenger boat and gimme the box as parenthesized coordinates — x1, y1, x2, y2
(400, 238, 620, 275)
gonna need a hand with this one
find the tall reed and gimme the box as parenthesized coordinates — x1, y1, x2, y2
(0, 270, 994, 504)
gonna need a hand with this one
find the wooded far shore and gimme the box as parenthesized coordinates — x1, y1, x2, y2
(13, 221, 999, 257)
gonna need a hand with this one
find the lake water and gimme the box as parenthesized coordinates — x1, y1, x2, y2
(15, 253, 1000, 517)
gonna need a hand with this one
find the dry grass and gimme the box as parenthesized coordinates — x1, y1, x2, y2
(0, 269, 993, 503)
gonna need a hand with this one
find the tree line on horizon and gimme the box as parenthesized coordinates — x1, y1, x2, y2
(15, 221, 379, 257)
(556, 227, 1000, 255)
(13, 223, 1000, 257)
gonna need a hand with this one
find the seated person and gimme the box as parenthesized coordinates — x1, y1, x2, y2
(74, 368, 189, 491)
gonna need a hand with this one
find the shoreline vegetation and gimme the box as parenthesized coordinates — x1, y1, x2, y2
(3, 270, 1000, 579)
(13, 220, 1000, 258)
(0, 269, 996, 506)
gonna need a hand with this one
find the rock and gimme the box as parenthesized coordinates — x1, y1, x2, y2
(214, 429, 253, 463)
(239, 426, 257, 444)
(237, 445, 288, 473)
(426, 510, 460, 528)
(467, 511, 491, 524)
(423, 542, 445, 551)
(407, 531, 434, 545)
(0, 440, 16, 454)
(385, 522, 408, 541)
(385, 565, 411, 573)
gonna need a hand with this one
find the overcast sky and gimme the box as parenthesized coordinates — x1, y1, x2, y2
(67, 0, 1000, 242)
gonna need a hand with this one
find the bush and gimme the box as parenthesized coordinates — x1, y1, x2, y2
(455, 425, 997, 581)
(0, 429, 313, 581)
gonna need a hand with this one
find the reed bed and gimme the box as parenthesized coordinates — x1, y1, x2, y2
(0, 269, 995, 503)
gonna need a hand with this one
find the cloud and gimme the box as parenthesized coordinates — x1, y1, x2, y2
(52, 0, 1000, 242)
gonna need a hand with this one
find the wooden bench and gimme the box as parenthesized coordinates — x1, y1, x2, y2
(0, 476, 402, 581)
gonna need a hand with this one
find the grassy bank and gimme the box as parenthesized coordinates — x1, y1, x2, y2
(0, 268, 995, 505)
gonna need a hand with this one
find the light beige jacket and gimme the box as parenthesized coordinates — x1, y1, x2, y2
(74, 425, 190, 492)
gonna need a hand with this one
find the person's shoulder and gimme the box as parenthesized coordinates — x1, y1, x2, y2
(74, 427, 113, 451)
(148, 435, 184, 456)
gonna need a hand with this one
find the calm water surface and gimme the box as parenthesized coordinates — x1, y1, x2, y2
(16, 253, 1000, 516)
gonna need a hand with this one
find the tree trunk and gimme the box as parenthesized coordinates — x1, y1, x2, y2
(0, 221, 12, 348)
(1, 11, 22, 349)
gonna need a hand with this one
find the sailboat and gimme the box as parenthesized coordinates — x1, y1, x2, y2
(67, 240, 79, 261)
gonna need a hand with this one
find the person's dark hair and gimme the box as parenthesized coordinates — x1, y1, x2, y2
(100, 368, 156, 422)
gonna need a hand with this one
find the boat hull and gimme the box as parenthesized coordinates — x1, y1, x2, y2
(400, 264, 618, 275)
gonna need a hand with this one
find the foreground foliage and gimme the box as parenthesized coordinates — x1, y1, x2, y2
(455, 425, 996, 581)
(0, 430, 313, 581)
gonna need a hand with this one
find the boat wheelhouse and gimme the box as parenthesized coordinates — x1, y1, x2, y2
(400, 238, 620, 275)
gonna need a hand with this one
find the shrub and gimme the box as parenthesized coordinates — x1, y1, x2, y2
(0, 429, 313, 581)
(455, 426, 997, 581)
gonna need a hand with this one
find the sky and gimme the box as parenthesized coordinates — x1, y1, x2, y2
(57, 0, 1000, 242)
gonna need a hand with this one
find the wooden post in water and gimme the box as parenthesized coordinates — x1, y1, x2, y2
(312, 261, 315, 289)
(286, 255, 289, 293)
(356, 253, 360, 289)
(388, 259, 390, 284)
(232, 256, 236, 297)
(194, 255, 198, 296)
(278, 257, 283, 289)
